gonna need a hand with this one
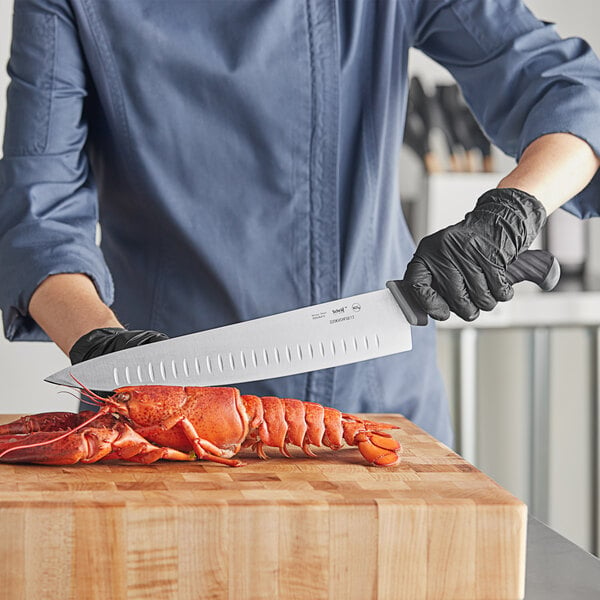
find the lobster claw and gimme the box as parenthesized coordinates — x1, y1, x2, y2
(0, 412, 196, 465)
(0, 411, 96, 435)
(0, 428, 118, 465)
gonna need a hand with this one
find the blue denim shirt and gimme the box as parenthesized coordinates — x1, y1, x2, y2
(2, 0, 600, 445)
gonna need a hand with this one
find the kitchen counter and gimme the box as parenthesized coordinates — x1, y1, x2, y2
(526, 515, 600, 599)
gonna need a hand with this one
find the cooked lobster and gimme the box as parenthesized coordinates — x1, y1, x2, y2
(0, 386, 401, 467)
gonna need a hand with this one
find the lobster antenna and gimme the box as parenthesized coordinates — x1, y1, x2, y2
(75, 388, 105, 407)
(69, 375, 111, 406)
(0, 376, 116, 459)
(57, 389, 100, 408)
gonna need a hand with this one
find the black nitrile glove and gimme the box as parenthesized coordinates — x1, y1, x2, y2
(404, 188, 547, 321)
(69, 327, 169, 365)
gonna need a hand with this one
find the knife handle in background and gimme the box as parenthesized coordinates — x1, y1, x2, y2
(386, 249, 561, 327)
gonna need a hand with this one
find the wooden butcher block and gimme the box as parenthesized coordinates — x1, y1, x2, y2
(0, 413, 526, 600)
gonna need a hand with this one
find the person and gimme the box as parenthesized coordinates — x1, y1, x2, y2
(1, 0, 600, 448)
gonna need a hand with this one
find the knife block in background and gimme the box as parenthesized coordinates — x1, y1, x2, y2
(0, 413, 527, 600)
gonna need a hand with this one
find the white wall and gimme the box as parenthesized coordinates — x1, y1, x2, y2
(0, 0, 73, 414)
(527, 0, 600, 49)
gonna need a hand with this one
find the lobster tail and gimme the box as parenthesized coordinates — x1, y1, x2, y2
(242, 395, 402, 466)
(341, 416, 402, 467)
(354, 430, 402, 466)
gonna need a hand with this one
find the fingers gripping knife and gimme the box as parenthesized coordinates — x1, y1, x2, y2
(46, 250, 560, 391)
(387, 249, 561, 326)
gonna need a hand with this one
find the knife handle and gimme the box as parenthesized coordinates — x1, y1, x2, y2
(505, 249, 561, 291)
(387, 249, 561, 327)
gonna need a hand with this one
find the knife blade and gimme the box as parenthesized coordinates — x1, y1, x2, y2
(45, 249, 559, 391)
(45, 288, 413, 390)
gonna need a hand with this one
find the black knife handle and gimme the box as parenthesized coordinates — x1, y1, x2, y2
(387, 249, 561, 327)
(505, 249, 561, 291)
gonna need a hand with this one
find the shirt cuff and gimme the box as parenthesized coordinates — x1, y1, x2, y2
(1, 243, 114, 342)
(518, 84, 600, 219)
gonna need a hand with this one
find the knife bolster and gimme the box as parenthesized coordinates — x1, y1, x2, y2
(386, 280, 429, 327)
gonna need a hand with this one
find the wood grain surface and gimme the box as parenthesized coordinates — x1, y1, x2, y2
(0, 413, 526, 600)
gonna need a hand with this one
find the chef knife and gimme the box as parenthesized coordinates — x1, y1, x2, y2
(45, 249, 559, 391)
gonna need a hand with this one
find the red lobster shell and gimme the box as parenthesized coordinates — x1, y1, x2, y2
(0, 386, 401, 467)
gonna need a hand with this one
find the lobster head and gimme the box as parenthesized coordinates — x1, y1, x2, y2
(108, 386, 188, 426)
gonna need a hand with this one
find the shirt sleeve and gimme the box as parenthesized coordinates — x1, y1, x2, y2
(412, 0, 600, 218)
(0, 0, 114, 341)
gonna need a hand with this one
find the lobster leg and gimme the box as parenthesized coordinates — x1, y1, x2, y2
(136, 415, 246, 467)
(177, 417, 245, 467)
(105, 423, 195, 463)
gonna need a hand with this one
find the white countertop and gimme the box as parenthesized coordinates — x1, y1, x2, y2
(436, 291, 600, 329)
